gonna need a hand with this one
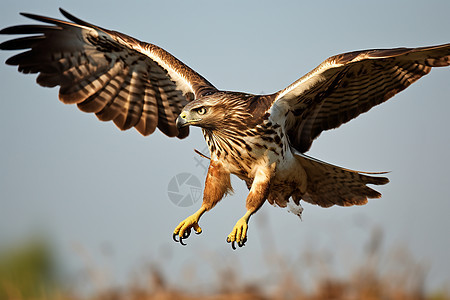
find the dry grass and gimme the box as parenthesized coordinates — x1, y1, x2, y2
(1, 229, 449, 300)
(67, 262, 447, 300)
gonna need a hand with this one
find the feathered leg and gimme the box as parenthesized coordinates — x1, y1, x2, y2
(173, 160, 232, 245)
(226, 163, 274, 249)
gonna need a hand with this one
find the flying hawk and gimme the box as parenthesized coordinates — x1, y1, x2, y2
(1, 9, 449, 249)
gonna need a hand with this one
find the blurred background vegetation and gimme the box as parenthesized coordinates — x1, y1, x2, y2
(0, 229, 448, 300)
(0, 237, 57, 299)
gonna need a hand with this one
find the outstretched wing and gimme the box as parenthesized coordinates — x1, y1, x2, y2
(272, 44, 450, 152)
(0, 9, 217, 138)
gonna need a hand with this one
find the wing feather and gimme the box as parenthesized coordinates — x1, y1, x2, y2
(0, 9, 217, 138)
(272, 44, 450, 152)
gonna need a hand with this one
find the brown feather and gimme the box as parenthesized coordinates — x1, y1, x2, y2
(273, 44, 450, 152)
(0, 9, 217, 138)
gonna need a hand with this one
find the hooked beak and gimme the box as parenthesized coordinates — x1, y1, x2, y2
(176, 111, 189, 128)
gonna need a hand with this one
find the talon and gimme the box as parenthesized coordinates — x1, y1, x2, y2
(238, 240, 245, 247)
(172, 206, 206, 246)
(182, 229, 191, 239)
(231, 241, 236, 250)
(193, 223, 202, 234)
(172, 233, 179, 243)
(173, 209, 205, 246)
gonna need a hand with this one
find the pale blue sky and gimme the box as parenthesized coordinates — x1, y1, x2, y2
(1, 0, 449, 293)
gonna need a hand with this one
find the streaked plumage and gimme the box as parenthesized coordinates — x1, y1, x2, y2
(1, 9, 449, 248)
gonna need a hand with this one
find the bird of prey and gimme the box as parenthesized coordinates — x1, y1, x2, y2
(1, 9, 449, 249)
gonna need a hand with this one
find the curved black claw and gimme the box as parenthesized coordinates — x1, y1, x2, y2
(226, 237, 235, 250)
(179, 237, 187, 246)
(173, 228, 192, 246)
(182, 229, 191, 239)
(238, 237, 247, 248)
(226, 236, 247, 250)
(172, 233, 179, 243)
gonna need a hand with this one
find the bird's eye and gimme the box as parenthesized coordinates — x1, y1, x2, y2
(197, 107, 207, 115)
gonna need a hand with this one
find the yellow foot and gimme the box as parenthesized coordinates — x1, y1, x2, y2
(173, 209, 204, 246)
(226, 217, 249, 250)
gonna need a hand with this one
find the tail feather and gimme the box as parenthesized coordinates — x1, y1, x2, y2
(294, 152, 389, 208)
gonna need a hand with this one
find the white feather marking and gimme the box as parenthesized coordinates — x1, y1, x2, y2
(287, 200, 303, 219)
(135, 44, 194, 96)
(275, 60, 340, 102)
(267, 101, 289, 126)
(275, 51, 377, 103)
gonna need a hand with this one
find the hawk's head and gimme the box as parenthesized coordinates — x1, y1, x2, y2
(176, 100, 214, 129)
(176, 92, 251, 131)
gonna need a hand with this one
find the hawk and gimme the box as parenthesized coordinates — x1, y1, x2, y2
(1, 9, 449, 249)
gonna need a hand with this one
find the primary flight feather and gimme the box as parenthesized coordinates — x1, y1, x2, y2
(1, 9, 449, 249)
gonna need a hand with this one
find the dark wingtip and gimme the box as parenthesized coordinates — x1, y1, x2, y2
(59, 8, 74, 21)
(176, 126, 190, 139)
(371, 175, 390, 186)
(0, 36, 45, 51)
(4, 55, 19, 65)
(19, 12, 42, 21)
(58, 7, 94, 28)
(0, 26, 12, 35)
(18, 12, 62, 25)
